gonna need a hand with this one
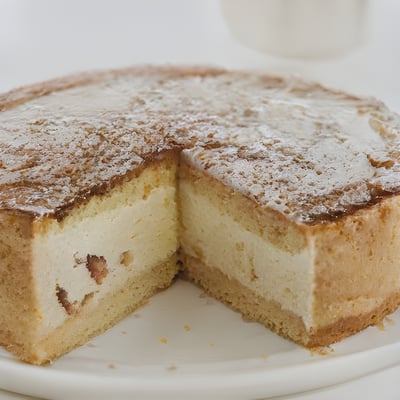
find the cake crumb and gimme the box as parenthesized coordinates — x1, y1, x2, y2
(108, 363, 116, 369)
(241, 314, 255, 323)
(159, 337, 168, 344)
(198, 292, 208, 299)
(209, 342, 215, 347)
(121, 330, 128, 335)
(73, 252, 86, 266)
(183, 324, 191, 332)
(165, 365, 177, 372)
(119, 250, 134, 267)
(375, 320, 385, 331)
(133, 313, 141, 319)
(385, 316, 394, 325)
(205, 299, 214, 305)
(376, 316, 395, 331)
(309, 346, 334, 356)
(260, 353, 268, 360)
(86, 343, 96, 348)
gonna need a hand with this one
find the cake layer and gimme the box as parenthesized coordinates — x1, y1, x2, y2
(179, 154, 400, 344)
(0, 154, 179, 363)
(181, 253, 309, 344)
(179, 177, 314, 328)
(181, 253, 400, 347)
(33, 156, 178, 339)
(26, 256, 178, 365)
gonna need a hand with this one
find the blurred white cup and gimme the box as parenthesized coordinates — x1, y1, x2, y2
(221, 0, 368, 59)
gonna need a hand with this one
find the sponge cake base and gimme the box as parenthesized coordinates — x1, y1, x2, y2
(181, 253, 309, 345)
(181, 253, 400, 347)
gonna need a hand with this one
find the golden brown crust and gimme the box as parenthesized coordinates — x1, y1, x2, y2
(311, 194, 400, 328)
(183, 146, 400, 226)
(50, 149, 181, 222)
(307, 292, 400, 347)
(1, 65, 399, 225)
(0, 65, 227, 112)
(3, 64, 359, 113)
(0, 66, 228, 221)
(0, 212, 38, 353)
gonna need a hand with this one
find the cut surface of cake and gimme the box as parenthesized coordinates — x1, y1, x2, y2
(0, 152, 179, 364)
(0, 66, 399, 364)
(179, 148, 400, 346)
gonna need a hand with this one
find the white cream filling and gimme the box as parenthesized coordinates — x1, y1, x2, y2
(32, 186, 177, 337)
(180, 183, 315, 329)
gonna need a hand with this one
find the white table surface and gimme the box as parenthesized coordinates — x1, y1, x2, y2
(0, 1, 399, 399)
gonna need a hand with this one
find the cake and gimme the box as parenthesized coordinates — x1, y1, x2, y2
(0, 66, 399, 364)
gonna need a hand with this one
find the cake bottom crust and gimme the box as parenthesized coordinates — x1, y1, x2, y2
(181, 253, 310, 345)
(10, 255, 179, 365)
(181, 253, 400, 348)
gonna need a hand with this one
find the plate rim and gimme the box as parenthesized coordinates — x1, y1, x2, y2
(0, 339, 398, 399)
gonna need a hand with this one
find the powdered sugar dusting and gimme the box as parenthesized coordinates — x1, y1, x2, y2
(0, 67, 399, 222)
(183, 91, 400, 223)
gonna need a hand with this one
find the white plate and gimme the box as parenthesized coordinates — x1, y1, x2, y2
(0, 280, 399, 400)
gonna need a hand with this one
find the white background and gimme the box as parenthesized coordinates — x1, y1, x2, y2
(0, 1, 399, 399)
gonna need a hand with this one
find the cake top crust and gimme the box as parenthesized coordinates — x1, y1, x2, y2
(0, 66, 399, 223)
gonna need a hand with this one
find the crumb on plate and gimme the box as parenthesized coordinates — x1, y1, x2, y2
(309, 346, 334, 356)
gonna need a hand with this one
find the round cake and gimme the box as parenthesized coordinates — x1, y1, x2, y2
(0, 66, 399, 364)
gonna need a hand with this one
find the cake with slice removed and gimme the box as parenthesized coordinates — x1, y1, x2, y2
(0, 66, 399, 364)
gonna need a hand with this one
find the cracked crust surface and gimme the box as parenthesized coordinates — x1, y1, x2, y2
(0, 66, 400, 223)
